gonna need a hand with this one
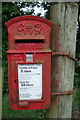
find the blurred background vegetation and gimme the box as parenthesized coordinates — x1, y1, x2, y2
(2, 2, 80, 119)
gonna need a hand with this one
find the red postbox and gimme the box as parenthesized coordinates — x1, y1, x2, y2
(5, 15, 53, 110)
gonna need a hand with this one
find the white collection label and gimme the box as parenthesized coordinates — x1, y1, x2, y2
(18, 64, 42, 100)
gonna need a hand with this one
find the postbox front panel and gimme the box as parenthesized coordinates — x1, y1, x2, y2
(8, 52, 51, 110)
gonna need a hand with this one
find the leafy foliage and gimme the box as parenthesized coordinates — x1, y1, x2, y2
(75, 3, 80, 89)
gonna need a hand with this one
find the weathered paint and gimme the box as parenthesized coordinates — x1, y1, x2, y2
(5, 15, 53, 110)
(46, 3, 78, 118)
(5, 15, 53, 51)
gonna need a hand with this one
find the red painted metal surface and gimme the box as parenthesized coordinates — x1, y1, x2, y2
(5, 15, 53, 110)
(5, 15, 53, 51)
(5, 15, 53, 27)
(15, 35, 45, 40)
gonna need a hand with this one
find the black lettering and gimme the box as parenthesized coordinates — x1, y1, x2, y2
(21, 69, 23, 72)
(21, 83, 25, 86)
(26, 84, 33, 86)
(24, 70, 31, 72)
(26, 81, 29, 83)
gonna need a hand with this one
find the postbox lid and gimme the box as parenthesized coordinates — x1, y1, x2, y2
(5, 15, 53, 51)
(5, 15, 53, 27)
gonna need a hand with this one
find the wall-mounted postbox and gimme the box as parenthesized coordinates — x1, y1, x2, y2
(5, 15, 53, 110)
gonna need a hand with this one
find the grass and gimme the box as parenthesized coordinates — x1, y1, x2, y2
(2, 94, 46, 119)
(2, 91, 80, 119)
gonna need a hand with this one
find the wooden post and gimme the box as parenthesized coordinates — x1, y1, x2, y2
(46, 3, 78, 118)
